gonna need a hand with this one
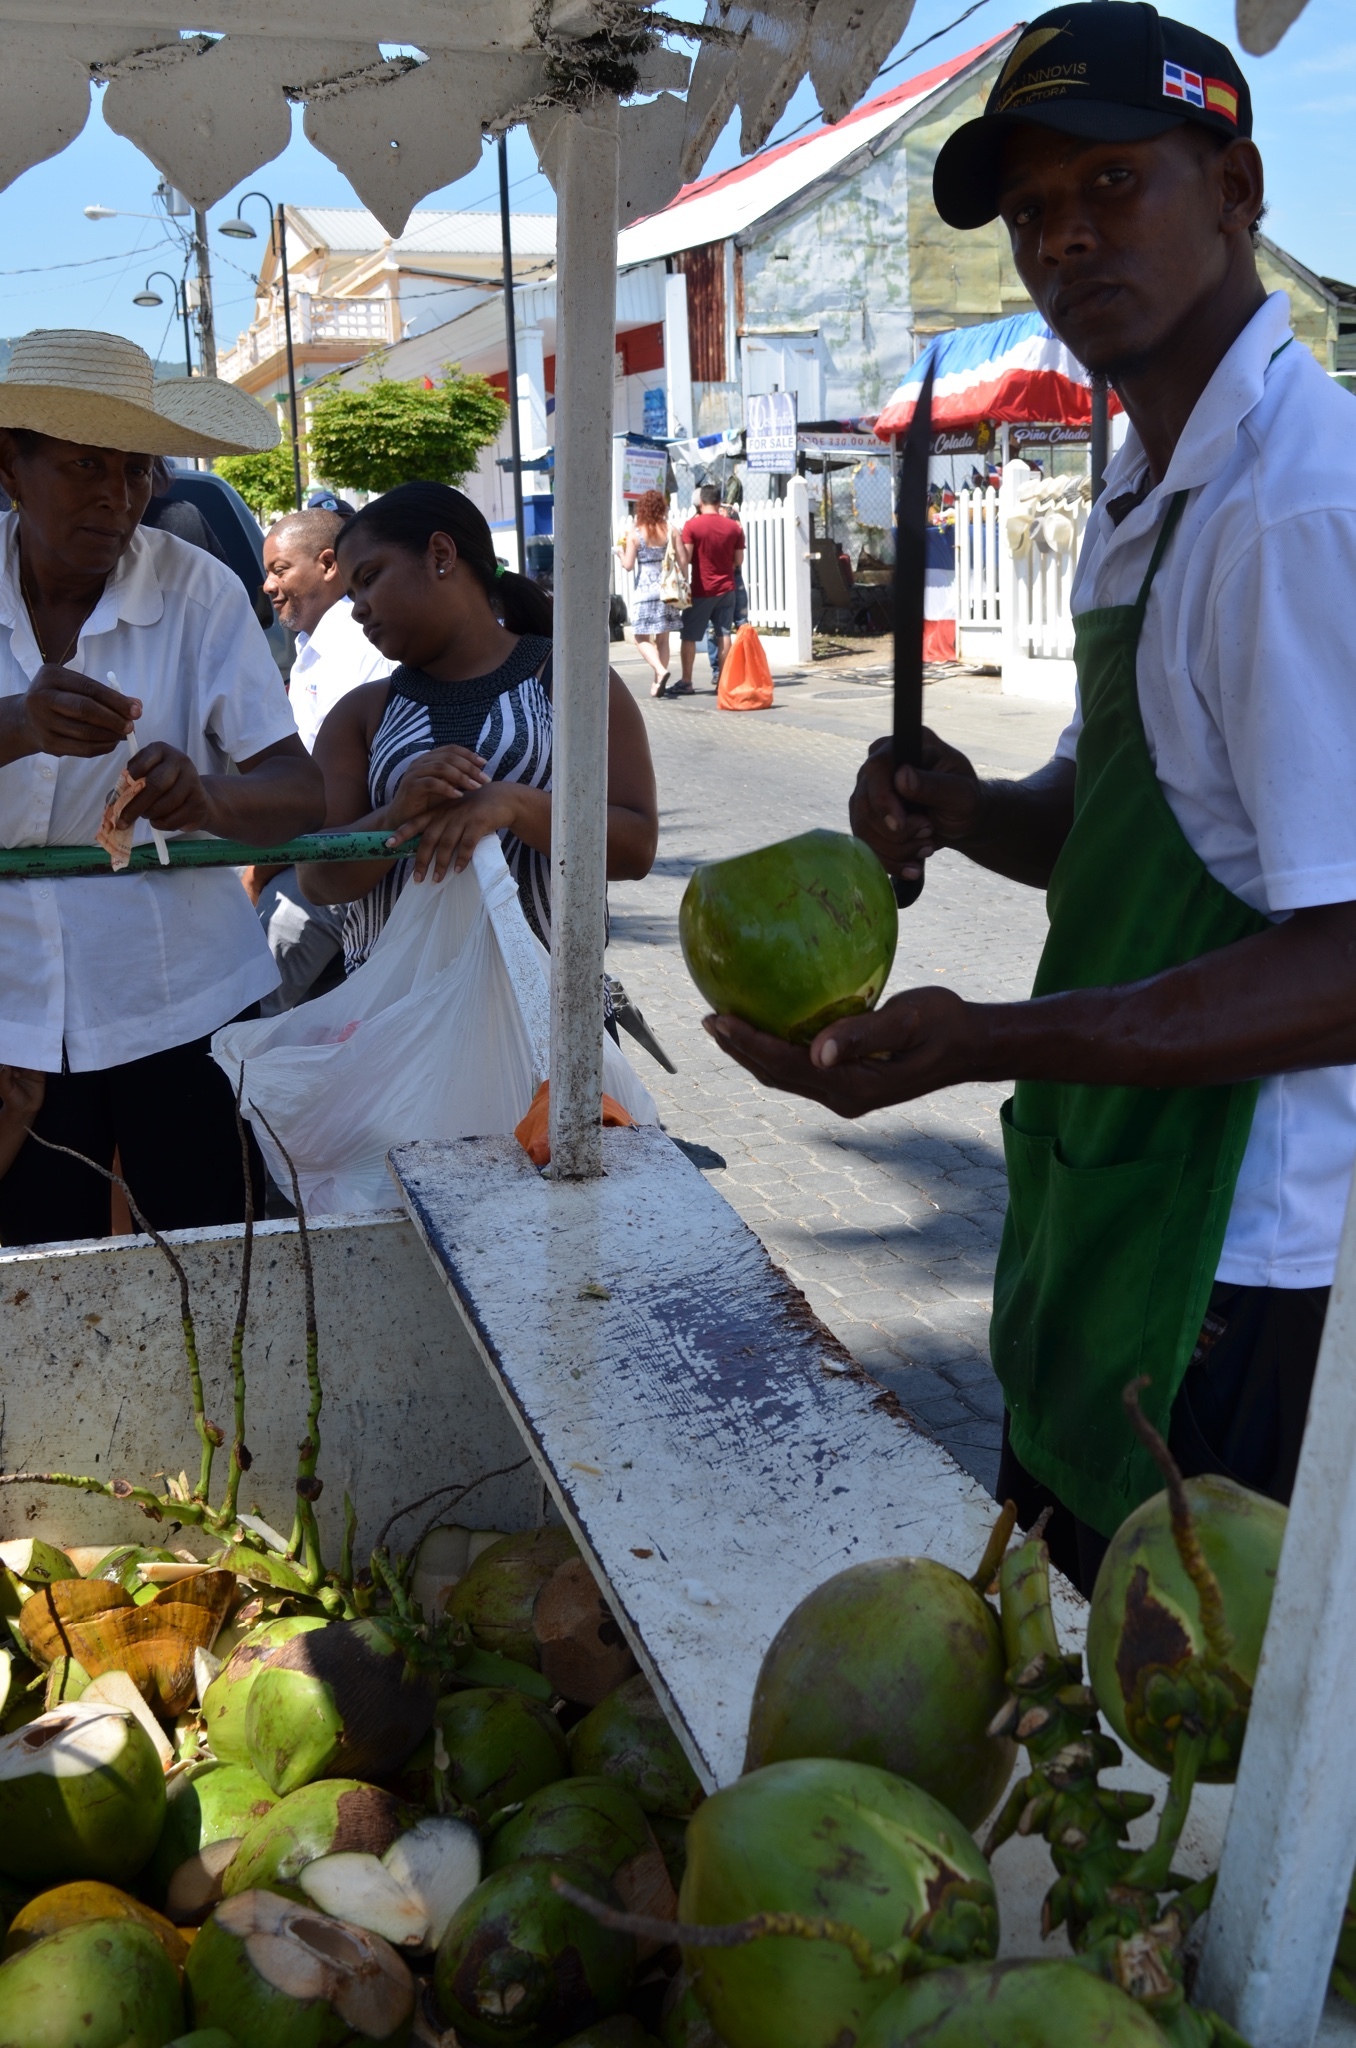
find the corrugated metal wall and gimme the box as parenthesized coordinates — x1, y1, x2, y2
(674, 242, 727, 383)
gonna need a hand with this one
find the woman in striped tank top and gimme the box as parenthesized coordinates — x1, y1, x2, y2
(296, 483, 658, 976)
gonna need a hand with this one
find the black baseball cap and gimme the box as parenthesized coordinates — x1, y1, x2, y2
(934, 2, 1252, 229)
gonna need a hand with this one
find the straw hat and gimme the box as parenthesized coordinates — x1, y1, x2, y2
(0, 329, 280, 458)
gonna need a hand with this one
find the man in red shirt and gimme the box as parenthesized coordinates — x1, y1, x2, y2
(675, 486, 744, 695)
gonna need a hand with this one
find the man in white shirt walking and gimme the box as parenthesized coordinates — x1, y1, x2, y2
(249, 509, 394, 1011)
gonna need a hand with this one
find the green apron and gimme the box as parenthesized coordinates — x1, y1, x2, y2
(990, 491, 1270, 1536)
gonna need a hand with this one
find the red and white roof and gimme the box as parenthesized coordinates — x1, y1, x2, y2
(616, 28, 1018, 268)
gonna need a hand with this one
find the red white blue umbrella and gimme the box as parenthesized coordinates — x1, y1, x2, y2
(873, 310, 1119, 440)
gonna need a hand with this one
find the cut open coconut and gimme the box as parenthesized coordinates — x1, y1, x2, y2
(0, 1539, 78, 1587)
(301, 1816, 482, 1952)
(0, 1700, 166, 1885)
(82, 1668, 175, 1769)
(186, 1888, 415, 2047)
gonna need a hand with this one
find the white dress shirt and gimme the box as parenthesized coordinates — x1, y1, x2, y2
(0, 515, 299, 1072)
(1058, 291, 1356, 1286)
(288, 597, 394, 753)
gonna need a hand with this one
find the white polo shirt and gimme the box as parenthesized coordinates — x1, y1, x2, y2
(288, 596, 394, 753)
(0, 516, 298, 1073)
(1058, 291, 1356, 1287)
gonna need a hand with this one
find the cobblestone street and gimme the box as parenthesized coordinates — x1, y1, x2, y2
(607, 650, 1072, 1494)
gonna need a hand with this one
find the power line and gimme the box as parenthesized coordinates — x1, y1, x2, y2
(0, 238, 173, 277)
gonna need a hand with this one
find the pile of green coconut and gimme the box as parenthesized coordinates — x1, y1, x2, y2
(0, 1450, 1342, 2048)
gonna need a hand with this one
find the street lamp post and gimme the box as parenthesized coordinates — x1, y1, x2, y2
(220, 192, 303, 511)
(498, 134, 527, 577)
(132, 271, 194, 380)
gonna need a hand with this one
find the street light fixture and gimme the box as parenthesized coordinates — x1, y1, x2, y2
(132, 271, 194, 381)
(220, 191, 302, 510)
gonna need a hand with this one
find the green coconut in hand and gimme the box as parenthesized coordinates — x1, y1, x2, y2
(186, 1889, 415, 2046)
(679, 1758, 997, 2048)
(201, 1615, 329, 1765)
(679, 830, 898, 1043)
(743, 1552, 1015, 1830)
(0, 1701, 165, 1886)
(436, 1687, 569, 1824)
(223, 1779, 421, 1902)
(0, 1916, 184, 2048)
(435, 1854, 636, 2046)
(1087, 1386, 1287, 1788)
(856, 1958, 1170, 2046)
(568, 1676, 704, 1819)
(487, 1777, 676, 1925)
(146, 1759, 279, 1921)
(245, 1617, 438, 1796)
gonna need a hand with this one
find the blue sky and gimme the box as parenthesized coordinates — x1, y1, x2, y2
(0, 0, 1347, 356)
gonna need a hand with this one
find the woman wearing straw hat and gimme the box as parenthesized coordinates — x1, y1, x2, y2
(0, 329, 324, 1245)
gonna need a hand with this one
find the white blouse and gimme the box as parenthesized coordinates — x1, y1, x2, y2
(0, 515, 298, 1072)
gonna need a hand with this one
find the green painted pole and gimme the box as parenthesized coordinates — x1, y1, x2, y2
(0, 832, 410, 880)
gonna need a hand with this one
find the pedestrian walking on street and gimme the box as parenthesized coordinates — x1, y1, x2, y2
(615, 488, 680, 697)
(675, 485, 743, 694)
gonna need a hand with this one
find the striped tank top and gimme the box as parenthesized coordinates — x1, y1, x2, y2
(342, 634, 554, 975)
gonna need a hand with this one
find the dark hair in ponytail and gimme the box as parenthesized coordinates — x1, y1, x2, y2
(336, 481, 553, 638)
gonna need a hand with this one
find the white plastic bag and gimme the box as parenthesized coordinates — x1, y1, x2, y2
(213, 837, 656, 1215)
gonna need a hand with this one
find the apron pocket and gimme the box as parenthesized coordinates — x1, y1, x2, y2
(994, 1099, 1187, 1516)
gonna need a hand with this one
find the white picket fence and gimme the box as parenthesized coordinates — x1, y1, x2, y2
(612, 477, 813, 665)
(953, 458, 1090, 701)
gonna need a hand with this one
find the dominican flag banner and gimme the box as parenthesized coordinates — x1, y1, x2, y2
(873, 310, 1119, 441)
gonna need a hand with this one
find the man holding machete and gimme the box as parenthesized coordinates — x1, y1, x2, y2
(706, 1, 1356, 1594)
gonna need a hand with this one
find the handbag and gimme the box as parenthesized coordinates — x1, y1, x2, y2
(659, 527, 690, 608)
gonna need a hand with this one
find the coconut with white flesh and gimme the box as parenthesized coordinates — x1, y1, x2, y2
(0, 1539, 79, 1588)
(245, 1618, 438, 1797)
(0, 1915, 184, 2047)
(300, 1815, 482, 1951)
(81, 1668, 174, 1769)
(0, 1701, 166, 1885)
(223, 1778, 421, 1902)
(201, 1615, 329, 1764)
(186, 1889, 415, 2047)
(146, 1759, 279, 1919)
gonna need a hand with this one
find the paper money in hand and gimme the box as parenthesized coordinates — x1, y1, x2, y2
(96, 766, 147, 871)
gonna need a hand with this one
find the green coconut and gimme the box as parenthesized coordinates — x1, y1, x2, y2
(201, 1616, 329, 1765)
(434, 1854, 636, 2046)
(650, 1815, 688, 1893)
(486, 1777, 676, 1925)
(185, 1889, 415, 2046)
(0, 1540, 80, 1589)
(436, 1687, 569, 1825)
(446, 1528, 579, 1668)
(558, 2020, 659, 2048)
(164, 2034, 240, 2047)
(146, 1760, 280, 1920)
(855, 1958, 1171, 2046)
(245, 1618, 438, 1796)
(1087, 1474, 1286, 1781)
(568, 1676, 704, 1819)
(0, 1916, 184, 2047)
(679, 1758, 997, 2048)
(223, 1778, 420, 1902)
(0, 1701, 166, 1886)
(679, 830, 898, 1043)
(660, 1973, 729, 2048)
(743, 1558, 1015, 1830)
(84, 1546, 180, 1593)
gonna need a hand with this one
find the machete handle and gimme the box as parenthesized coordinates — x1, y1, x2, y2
(892, 872, 925, 909)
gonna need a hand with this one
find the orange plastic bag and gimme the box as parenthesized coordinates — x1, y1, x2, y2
(717, 623, 775, 712)
(514, 1079, 636, 1166)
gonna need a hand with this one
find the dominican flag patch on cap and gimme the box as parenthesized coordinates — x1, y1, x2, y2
(1163, 60, 1206, 107)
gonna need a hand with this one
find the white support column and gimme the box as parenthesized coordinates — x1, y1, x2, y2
(664, 270, 693, 442)
(1195, 1159, 1356, 2045)
(547, 98, 620, 1181)
(517, 325, 549, 458)
(785, 472, 814, 666)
